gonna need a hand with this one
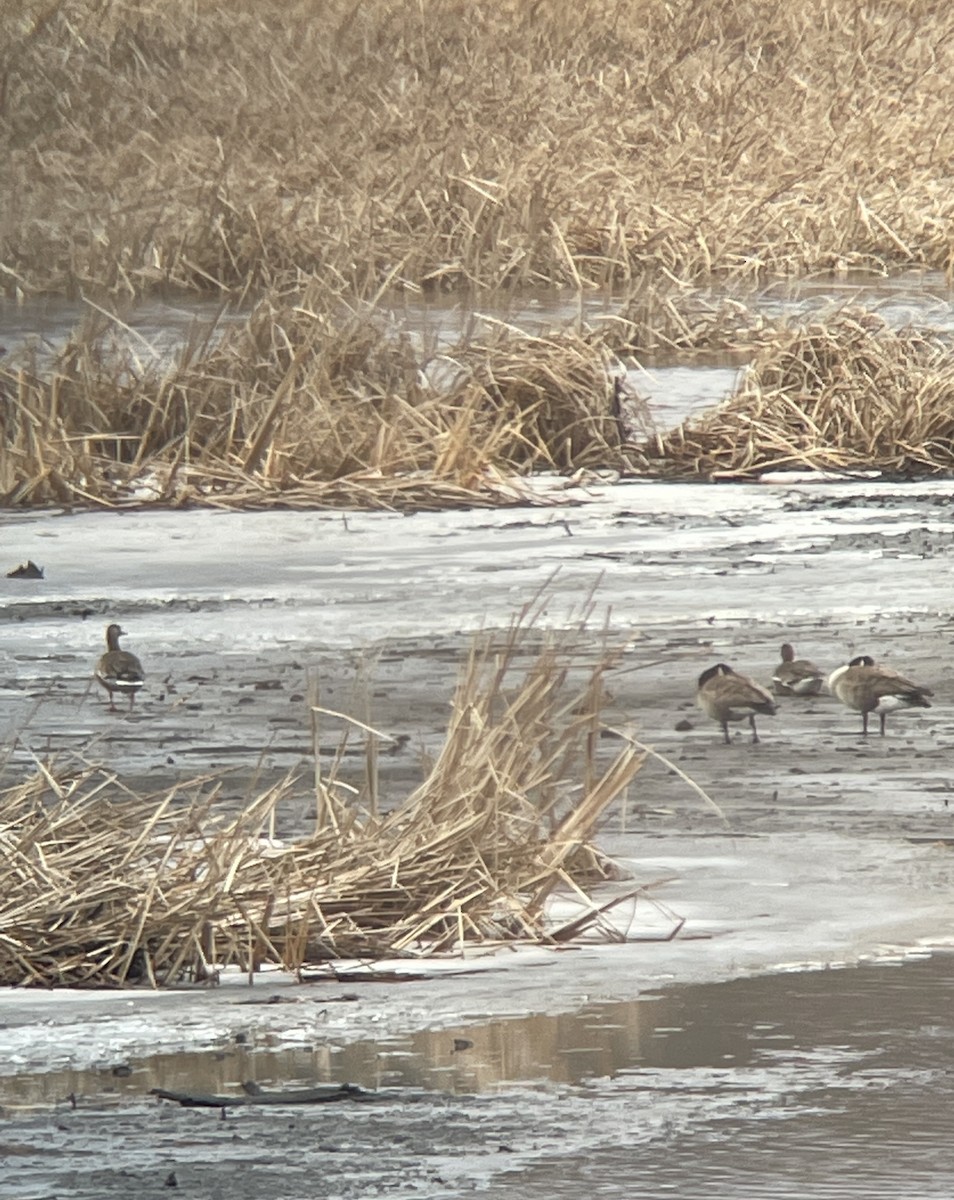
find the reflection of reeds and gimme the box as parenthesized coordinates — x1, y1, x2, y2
(639, 315, 954, 478)
(0, 616, 646, 987)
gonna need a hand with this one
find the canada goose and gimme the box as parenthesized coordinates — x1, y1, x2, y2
(95, 623, 145, 712)
(827, 654, 932, 736)
(772, 642, 824, 697)
(697, 662, 778, 744)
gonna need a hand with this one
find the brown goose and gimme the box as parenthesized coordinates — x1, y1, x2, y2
(772, 642, 824, 697)
(697, 662, 778, 744)
(827, 654, 932, 736)
(95, 623, 145, 712)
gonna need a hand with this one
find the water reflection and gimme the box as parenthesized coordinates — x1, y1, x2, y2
(6, 953, 954, 1116)
(0, 293, 241, 367)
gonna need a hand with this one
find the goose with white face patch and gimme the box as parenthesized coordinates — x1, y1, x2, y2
(827, 654, 932, 736)
(697, 662, 778, 745)
(772, 642, 825, 697)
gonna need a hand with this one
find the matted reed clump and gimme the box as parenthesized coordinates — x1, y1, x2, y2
(0, 622, 647, 987)
(0, 291, 629, 509)
(639, 314, 954, 478)
(444, 327, 624, 469)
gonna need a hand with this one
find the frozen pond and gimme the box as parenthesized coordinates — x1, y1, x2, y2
(4, 953, 954, 1197)
(1, 474, 954, 1195)
(3, 273, 954, 1195)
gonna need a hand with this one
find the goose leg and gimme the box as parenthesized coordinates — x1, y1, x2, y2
(879, 712, 887, 737)
(861, 712, 869, 736)
(721, 722, 730, 745)
(749, 715, 760, 744)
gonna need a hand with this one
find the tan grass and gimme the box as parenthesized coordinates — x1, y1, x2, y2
(6, 0, 954, 507)
(0, 284, 634, 508)
(610, 289, 783, 359)
(0, 615, 648, 987)
(636, 313, 954, 478)
(4, 1, 954, 300)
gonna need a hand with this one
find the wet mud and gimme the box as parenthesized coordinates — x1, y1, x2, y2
(5, 954, 954, 1198)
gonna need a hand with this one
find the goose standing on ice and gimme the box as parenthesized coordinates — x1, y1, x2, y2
(772, 643, 825, 697)
(95, 623, 145, 712)
(697, 663, 778, 745)
(828, 654, 932, 736)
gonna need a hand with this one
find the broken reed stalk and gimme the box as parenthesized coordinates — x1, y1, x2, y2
(0, 617, 647, 987)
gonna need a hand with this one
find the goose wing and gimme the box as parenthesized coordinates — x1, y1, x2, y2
(97, 649, 144, 687)
(868, 665, 932, 703)
(714, 673, 777, 716)
(774, 657, 822, 689)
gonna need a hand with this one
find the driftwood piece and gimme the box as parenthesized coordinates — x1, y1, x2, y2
(151, 1082, 382, 1108)
(298, 966, 496, 984)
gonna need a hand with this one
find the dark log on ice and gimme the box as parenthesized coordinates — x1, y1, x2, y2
(151, 1082, 382, 1108)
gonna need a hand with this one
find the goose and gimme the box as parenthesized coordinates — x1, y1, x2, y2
(827, 654, 932, 736)
(95, 623, 145, 712)
(772, 642, 824, 697)
(697, 662, 778, 744)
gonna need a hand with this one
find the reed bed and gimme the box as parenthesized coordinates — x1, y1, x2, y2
(0, 289, 630, 509)
(0, 618, 646, 987)
(638, 314, 954, 478)
(6, 0, 954, 505)
(4, 0, 954, 300)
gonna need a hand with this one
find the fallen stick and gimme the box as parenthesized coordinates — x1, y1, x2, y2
(151, 1082, 382, 1108)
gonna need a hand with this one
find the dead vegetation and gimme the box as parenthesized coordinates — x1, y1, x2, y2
(637, 313, 954, 478)
(609, 291, 783, 359)
(0, 614, 649, 987)
(4, 1, 954, 505)
(4, 0, 954, 297)
(0, 288, 630, 510)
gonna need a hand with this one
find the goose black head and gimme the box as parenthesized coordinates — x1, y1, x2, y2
(698, 663, 735, 687)
(848, 654, 876, 668)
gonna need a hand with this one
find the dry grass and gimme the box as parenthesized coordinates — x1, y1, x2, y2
(609, 290, 783, 359)
(636, 312, 954, 478)
(0, 287, 631, 509)
(4, 0, 954, 300)
(0, 614, 648, 987)
(5, 1, 954, 504)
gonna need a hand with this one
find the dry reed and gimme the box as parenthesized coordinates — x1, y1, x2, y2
(0, 616, 647, 987)
(4, 0, 954, 300)
(610, 290, 782, 358)
(6, 0, 954, 506)
(637, 313, 954, 478)
(0, 287, 630, 509)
